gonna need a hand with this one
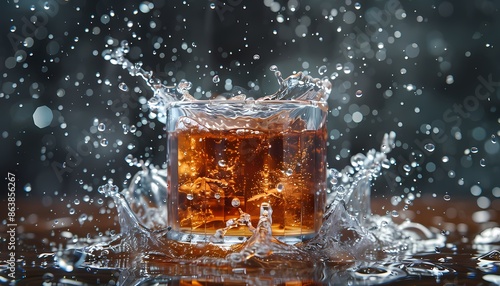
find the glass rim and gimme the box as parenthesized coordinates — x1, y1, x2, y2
(167, 99, 328, 107)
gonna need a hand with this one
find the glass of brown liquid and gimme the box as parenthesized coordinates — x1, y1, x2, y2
(165, 99, 327, 246)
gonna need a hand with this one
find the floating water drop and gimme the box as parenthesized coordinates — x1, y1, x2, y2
(214, 193, 221, 200)
(253, 54, 260, 60)
(186, 193, 194, 200)
(330, 72, 339, 80)
(269, 65, 278, 71)
(443, 194, 451, 201)
(276, 183, 284, 192)
(471, 147, 479, 153)
(354, 2, 361, 9)
(335, 63, 342, 70)
(129, 125, 137, 133)
(442, 156, 449, 163)
(285, 168, 293, 176)
(118, 82, 128, 91)
(424, 143, 435, 152)
(209, 2, 216, 9)
(212, 75, 220, 83)
(318, 65, 327, 75)
(491, 134, 497, 144)
(480, 158, 486, 167)
(98, 123, 106, 132)
(355, 90, 363, 97)
(24, 183, 32, 193)
(403, 164, 411, 172)
(231, 197, 240, 207)
(100, 138, 108, 147)
(218, 159, 227, 167)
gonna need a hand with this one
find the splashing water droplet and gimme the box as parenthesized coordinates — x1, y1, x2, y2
(471, 147, 479, 153)
(187, 193, 194, 200)
(491, 134, 497, 144)
(354, 2, 361, 9)
(355, 90, 363, 97)
(285, 168, 293, 176)
(335, 63, 343, 70)
(424, 143, 435, 152)
(209, 2, 216, 9)
(269, 65, 278, 72)
(231, 197, 240, 207)
(480, 158, 486, 167)
(24, 183, 32, 193)
(253, 54, 260, 60)
(98, 123, 106, 132)
(214, 193, 221, 199)
(318, 65, 327, 75)
(444, 194, 451, 201)
(212, 75, 220, 83)
(276, 183, 284, 192)
(100, 138, 108, 147)
(118, 82, 129, 91)
(218, 160, 227, 167)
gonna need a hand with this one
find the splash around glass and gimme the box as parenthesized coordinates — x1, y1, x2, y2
(164, 99, 328, 246)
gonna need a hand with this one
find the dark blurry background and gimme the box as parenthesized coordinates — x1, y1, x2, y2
(1, 0, 499, 218)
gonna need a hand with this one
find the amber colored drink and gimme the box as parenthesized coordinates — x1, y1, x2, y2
(165, 100, 327, 244)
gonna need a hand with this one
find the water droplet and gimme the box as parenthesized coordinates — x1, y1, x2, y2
(212, 75, 220, 83)
(253, 54, 260, 60)
(491, 134, 497, 144)
(43, 2, 50, 9)
(24, 183, 32, 193)
(335, 63, 343, 70)
(187, 193, 194, 200)
(74, 199, 80, 205)
(214, 193, 221, 200)
(100, 138, 108, 147)
(444, 194, 451, 201)
(355, 90, 363, 97)
(269, 65, 278, 72)
(118, 82, 128, 91)
(218, 160, 227, 167)
(480, 158, 486, 167)
(403, 164, 411, 172)
(276, 183, 284, 192)
(318, 65, 327, 75)
(285, 168, 293, 176)
(42, 272, 54, 282)
(98, 123, 106, 132)
(209, 2, 216, 9)
(471, 147, 479, 153)
(231, 197, 240, 207)
(424, 143, 435, 152)
(343, 66, 351, 74)
(391, 210, 399, 217)
(129, 125, 137, 133)
(442, 156, 449, 163)
(354, 2, 361, 9)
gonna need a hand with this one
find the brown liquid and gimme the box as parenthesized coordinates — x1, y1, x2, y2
(166, 119, 327, 239)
